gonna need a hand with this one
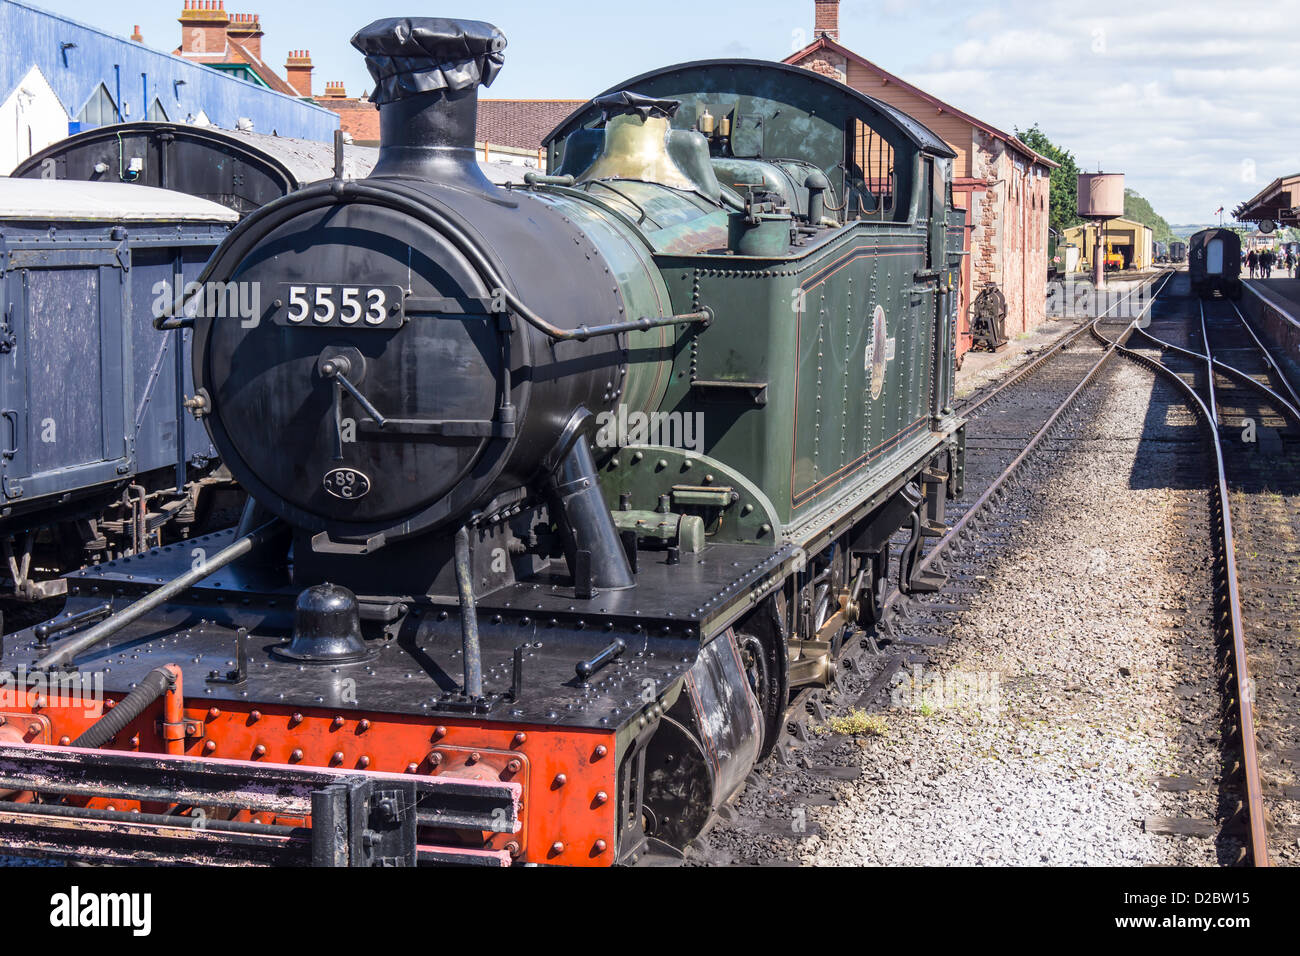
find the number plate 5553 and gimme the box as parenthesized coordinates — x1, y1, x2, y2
(276, 284, 404, 329)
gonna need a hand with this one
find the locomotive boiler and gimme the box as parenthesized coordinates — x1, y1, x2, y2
(0, 16, 965, 866)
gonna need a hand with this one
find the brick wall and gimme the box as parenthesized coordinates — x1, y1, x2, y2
(327, 99, 379, 144)
(284, 50, 312, 98)
(814, 0, 840, 39)
(227, 12, 262, 61)
(178, 1, 229, 56)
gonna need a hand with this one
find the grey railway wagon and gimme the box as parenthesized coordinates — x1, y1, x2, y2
(0, 179, 235, 596)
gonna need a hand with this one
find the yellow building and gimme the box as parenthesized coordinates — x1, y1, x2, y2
(1064, 218, 1154, 272)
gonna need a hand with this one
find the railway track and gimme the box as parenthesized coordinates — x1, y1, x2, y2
(690, 271, 1179, 863)
(1118, 274, 1300, 866)
(946, 278, 1170, 535)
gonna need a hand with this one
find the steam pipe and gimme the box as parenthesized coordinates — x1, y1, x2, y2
(545, 437, 635, 592)
(35, 521, 282, 671)
(452, 523, 483, 698)
(73, 664, 177, 749)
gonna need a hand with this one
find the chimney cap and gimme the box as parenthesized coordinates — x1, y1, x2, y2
(351, 17, 506, 105)
(593, 91, 681, 121)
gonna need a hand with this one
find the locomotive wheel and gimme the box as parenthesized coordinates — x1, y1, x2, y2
(858, 548, 890, 627)
(738, 630, 780, 758)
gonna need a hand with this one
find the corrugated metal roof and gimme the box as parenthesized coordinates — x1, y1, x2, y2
(218, 128, 530, 185)
(0, 178, 238, 222)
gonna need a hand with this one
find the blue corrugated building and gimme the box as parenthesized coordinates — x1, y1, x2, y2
(1, 0, 337, 172)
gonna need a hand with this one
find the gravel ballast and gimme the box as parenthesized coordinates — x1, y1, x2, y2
(696, 357, 1233, 866)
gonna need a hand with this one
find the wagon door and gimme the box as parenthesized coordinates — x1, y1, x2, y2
(1207, 238, 1224, 276)
(0, 245, 132, 505)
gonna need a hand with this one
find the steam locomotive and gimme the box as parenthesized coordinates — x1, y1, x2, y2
(0, 16, 964, 866)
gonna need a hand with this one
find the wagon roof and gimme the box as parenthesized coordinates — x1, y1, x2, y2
(0, 178, 238, 223)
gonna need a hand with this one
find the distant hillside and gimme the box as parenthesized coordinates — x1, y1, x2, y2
(1170, 224, 1219, 238)
(1123, 189, 1176, 244)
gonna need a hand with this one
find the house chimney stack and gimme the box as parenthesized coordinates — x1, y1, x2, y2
(285, 49, 313, 97)
(179, 1, 230, 56)
(130, 25, 144, 42)
(814, 0, 840, 41)
(227, 12, 264, 61)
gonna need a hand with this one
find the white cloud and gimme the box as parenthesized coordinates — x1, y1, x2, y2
(878, 0, 1300, 222)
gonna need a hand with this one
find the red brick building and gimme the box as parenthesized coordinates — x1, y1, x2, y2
(476, 99, 583, 163)
(318, 87, 581, 162)
(316, 83, 378, 145)
(174, 1, 310, 99)
(789, 0, 1056, 352)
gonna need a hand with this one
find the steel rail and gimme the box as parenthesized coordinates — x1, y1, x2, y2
(960, 271, 1170, 418)
(851, 274, 1176, 698)
(1106, 299, 1270, 867)
(1132, 326, 1300, 427)
(1226, 299, 1300, 413)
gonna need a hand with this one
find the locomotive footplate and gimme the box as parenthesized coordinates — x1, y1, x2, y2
(1, 528, 795, 728)
(0, 527, 795, 864)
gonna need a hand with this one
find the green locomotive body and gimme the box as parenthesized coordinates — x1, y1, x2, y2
(542, 60, 965, 546)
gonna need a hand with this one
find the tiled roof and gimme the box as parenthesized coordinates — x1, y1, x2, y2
(476, 99, 584, 151)
(225, 37, 298, 97)
(173, 38, 299, 98)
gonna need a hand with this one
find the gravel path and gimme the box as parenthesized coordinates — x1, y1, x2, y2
(696, 357, 1234, 866)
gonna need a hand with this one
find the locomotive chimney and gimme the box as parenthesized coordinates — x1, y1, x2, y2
(351, 17, 506, 190)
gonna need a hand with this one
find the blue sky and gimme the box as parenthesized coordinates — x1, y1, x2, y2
(26, 0, 1300, 223)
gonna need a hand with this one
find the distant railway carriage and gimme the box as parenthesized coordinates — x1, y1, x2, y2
(1169, 240, 1187, 264)
(1189, 228, 1242, 299)
(0, 179, 236, 599)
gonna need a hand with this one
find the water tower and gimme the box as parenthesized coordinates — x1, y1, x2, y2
(1078, 172, 1125, 286)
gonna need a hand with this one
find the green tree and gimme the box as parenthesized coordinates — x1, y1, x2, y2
(1015, 124, 1081, 236)
(1122, 188, 1177, 245)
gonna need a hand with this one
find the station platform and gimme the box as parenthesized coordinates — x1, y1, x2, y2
(1239, 280, 1300, 393)
(1245, 278, 1300, 320)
